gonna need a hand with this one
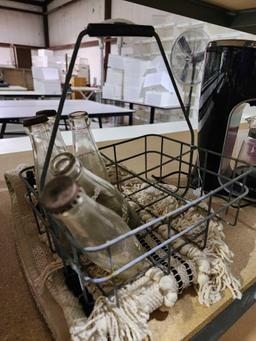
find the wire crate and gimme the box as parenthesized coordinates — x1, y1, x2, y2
(20, 134, 252, 308)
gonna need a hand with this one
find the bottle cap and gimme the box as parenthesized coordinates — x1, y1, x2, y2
(41, 176, 80, 214)
(51, 152, 77, 175)
(69, 111, 90, 126)
(248, 129, 256, 139)
(23, 115, 48, 127)
(36, 109, 57, 117)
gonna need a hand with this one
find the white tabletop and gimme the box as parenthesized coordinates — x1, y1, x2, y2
(0, 86, 27, 92)
(103, 98, 180, 110)
(0, 120, 198, 155)
(0, 99, 134, 119)
(71, 86, 101, 92)
(0, 91, 61, 96)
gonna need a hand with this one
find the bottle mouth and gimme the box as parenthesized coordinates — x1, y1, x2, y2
(68, 111, 90, 126)
(40, 175, 80, 214)
(51, 152, 76, 175)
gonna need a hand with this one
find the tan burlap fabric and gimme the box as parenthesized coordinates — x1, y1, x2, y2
(4, 165, 86, 341)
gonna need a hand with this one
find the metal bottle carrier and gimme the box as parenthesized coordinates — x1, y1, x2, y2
(20, 23, 253, 309)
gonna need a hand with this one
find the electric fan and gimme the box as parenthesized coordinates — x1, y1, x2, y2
(170, 29, 209, 115)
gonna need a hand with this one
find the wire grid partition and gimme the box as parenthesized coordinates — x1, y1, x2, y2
(20, 134, 252, 305)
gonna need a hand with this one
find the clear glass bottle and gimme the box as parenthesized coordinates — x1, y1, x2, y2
(36, 109, 66, 153)
(237, 116, 256, 165)
(41, 176, 147, 279)
(23, 115, 64, 188)
(68, 111, 108, 180)
(51, 152, 141, 229)
(234, 116, 256, 199)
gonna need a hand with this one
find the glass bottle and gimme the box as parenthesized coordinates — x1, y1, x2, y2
(23, 115, 63, 188)
(237, 116, 256, 165)
(36, 109, 66, 153)
(68, 111, 108, 180)
(51, 152, 141, 229)
(235, 116, 256, 199)
(41, 176, 147, 279)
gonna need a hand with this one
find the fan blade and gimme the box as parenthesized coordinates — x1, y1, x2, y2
(193, 51, 205, 64)
(181, 61, 189, 82)
(178, 36, 192, 55)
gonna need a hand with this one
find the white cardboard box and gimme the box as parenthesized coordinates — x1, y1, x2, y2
(124, 73, 144, 89)
(77, 64, 90, 80)
(32, 67, 60, 80)
(33, 79, 61, 94)
(143, 72, 174, 92)
(102, 83, 122, 99)
(123, 57, 150, 76)
(144, 90, 179, 107)
(38, 49, 54, 57)
(32, 55, 65, 68)
(106, 68, 123, 85)
(108, 54, 124, 70)
(123, 86, 142, 102)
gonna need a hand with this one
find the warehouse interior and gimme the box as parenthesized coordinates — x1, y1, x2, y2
(0, 1, 256, 340)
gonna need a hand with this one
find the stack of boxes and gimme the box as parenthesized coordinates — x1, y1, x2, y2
(32, 49, 63, 94)
(103, 54, 180, 107)
(123, 58, 150, 102)
(103, 54, 124, 100)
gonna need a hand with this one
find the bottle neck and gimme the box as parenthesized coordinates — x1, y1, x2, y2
(26, 122, 63, 185)
(70, 117, 98, 156)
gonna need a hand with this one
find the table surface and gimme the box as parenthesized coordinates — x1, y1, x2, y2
(149, 205, 256, 340)
(71, 86, 101, 92)
(0, 85, 27, 92)
(103, 97, 181, 110)
(0, 120, 197, 155)
(0, 99, 134, 119)
(0, 91, 61, 96)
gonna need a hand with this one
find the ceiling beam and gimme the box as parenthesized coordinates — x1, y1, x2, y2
(0, 42, 43, 48)
(0, 4, 42, 15)
(46, 0, 81, 15)
(126, 0, 234, 27)
(6, 0, 43, 6)
(231, 9, 256, 35)
(50, 38, 117, 50)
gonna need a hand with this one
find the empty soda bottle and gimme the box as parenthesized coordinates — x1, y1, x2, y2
(23, 115, 64, 188)
(41, 176, 148, 279)
(51, 152, 141, 229)
(69, 111, 108, 180)
(36, 109, 66, 153)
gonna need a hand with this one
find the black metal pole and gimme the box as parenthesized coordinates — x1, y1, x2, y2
(40, 28, 88, 191)
(153, 32, 195, 147)
(153, 32, 195, 195)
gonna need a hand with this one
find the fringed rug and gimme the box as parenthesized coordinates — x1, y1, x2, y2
(5, 165, 242, 341)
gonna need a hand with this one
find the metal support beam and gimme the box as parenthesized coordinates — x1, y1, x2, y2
(46, 0, 82, 15)
(104, 0, 112, 81)
(7, 0, 43, 6)
(0, 4, 42, 15)
(50, 38, 117, 51)
(126, 0, 234, 28)
(231, 9, 256, 35)
(43, 3, 50, 48)
(0, 42, 43, 48)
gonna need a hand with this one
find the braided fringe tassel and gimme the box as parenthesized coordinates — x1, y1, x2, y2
(158, 218, 242, 307)
(70, 267, 186, 341)
(197, 220, 242, 306)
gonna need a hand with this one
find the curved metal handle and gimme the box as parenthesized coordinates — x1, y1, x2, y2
(87, 23, 155, 37)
